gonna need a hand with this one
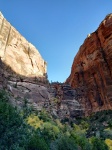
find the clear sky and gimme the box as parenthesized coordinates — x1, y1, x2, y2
(0, 1, 112, 82)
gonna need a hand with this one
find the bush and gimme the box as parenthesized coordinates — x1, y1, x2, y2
(105, 139, 112, 150)
(39, 109, 52, 122)
(90, 137, 109, 150)
(50, 135, 78, 150)
(26, 114, 43, 129)
(0, 90, 29, 149)
(0, 90, 8, 102)
(41, 122, 60, 141)
(71, 130, 92, 150)
(27, 133, 49, 150)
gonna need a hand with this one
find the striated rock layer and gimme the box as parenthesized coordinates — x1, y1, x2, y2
(67, 14, 112, 115)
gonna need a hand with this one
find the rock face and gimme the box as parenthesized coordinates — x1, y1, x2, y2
(0, 12, 50, 116)
(0, 12, 82, 120)
(67, 14, 112, 115)
(48, 83, 82, 121)
(0, 12, 47, 80)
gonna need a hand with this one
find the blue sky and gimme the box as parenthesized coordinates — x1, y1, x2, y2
(0, 1, 112, 82)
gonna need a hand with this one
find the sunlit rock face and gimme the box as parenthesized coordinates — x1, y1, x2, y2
(0, 12, 49, 113)
(0, 12, 47, 79)
(66, 14, 112, 115)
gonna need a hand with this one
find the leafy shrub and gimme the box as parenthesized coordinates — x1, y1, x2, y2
(41, 122, 60, 141)
(39, 109, 52, 122)
(109, 121, 112, 128)
(71, 130, 92, 150)
(102, 128, 112, 139)
(50, 135, 78, 150)
(27, 133, 49, 150)
(90, 137, 109, 150)
(86, 110, 112, 138)
(26, 114, 43, 129)
(105, 139, 112, 150)
(0, 89, 9, 102)
(0, 90, 29, 149)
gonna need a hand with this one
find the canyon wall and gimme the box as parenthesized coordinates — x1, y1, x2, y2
(67, 14, 112, 115)
(0, 12, 82, 120)
(0, 12, 47, 81)
(0, 12, 50, 114)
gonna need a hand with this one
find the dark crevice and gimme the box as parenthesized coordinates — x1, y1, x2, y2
(35, 60, 40, 71)
(105, 33, 111, 39)
(4, 26, 11, 56)
(92, 73, 103, 106)
(98, 69, 110, 106)
(17, 85, 31, 92)
(39, 91, 48, 100)
(0, 18, 4, 35)
(96, 31, 112, 78)
(28, 46, 34, 68)
(8, 79, 46, 86)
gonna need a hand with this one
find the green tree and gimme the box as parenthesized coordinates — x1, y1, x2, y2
(90, 137, 109, 150)
(27, 133, 49, 150)
(50, 135, 78, 150)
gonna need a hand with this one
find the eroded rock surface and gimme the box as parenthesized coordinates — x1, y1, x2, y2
(67, 14, 112, 115)
(48, 83, 82, 120)
(7, 81, 82, 120)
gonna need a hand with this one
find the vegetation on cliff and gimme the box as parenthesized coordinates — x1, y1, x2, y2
(0, 90, 112, 150)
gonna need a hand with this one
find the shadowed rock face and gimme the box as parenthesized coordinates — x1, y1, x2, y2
(66, 14, 112, 115)
(48, 83, 82, 120)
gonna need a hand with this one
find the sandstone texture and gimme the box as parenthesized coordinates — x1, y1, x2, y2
(0, 12, 50, 116)
(67, 14, 112, 115)
(0, 12, 47, 80)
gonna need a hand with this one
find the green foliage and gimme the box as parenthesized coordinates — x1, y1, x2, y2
(90, 137, 109, 150)
(0, 90, 111, 150)
(71, 128, 92, 150)
(105, 139, 112, 150)
(0, 90, 29, 149)
(102, 128, 112, 139)
(26, 114, 43, 129)
(109, 120, 112, 128)
(86, 110, 112, 138)
(27, 133, 49, 150)
(50, 135, 78, 150)
(39, 109, 52, 122)
(0, 89, 8, 102)
(79, 120, 90, 130)
(41, 122, 60, 141)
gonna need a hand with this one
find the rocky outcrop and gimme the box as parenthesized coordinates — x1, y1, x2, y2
(48, 83, 82, 121)
(0, 12, 47, 81)
(67, 14, 112, 115)
(0, 12, 50, 115)
(0, 12, 82, 120)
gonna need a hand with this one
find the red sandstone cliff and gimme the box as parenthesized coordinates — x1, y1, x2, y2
(66, 14, 112, 115)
